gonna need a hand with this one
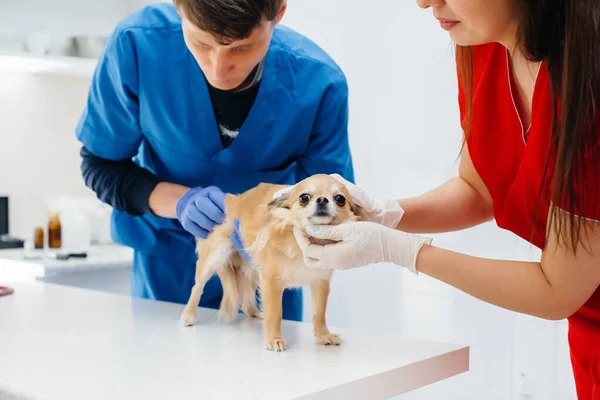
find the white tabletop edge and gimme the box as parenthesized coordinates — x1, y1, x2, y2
(296, 346, 469, 399)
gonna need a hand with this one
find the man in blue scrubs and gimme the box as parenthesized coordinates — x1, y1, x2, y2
(75, 0, 354, 322)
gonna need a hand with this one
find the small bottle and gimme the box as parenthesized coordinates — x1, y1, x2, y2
(48, 212, 62, 249)
(34, 227, 44, 249)
(23, 236, 38, 260)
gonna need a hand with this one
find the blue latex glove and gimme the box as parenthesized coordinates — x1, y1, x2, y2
(176, 186, 226, 239)
(231, 219, 252, 262)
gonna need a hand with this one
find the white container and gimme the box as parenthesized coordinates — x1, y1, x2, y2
(24, 29, 51, 55)
(71, 35, 107, 59)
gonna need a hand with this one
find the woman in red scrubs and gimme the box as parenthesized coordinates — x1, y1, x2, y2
(291, 0, 600, 398)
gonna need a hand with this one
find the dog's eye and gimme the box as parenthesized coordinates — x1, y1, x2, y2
(299, 194, 311, 206)
(334, 195, 346, 206)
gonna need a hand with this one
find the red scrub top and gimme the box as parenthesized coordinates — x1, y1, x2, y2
(458, 42, 600, 399)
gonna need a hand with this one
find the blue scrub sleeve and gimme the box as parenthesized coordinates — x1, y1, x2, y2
(296, 77, 355, 184)
(75, 29, 142, 161)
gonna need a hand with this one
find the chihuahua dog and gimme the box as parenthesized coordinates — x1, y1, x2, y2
(180, 174, 362, 351)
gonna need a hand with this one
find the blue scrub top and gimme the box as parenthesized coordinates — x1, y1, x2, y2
(75, 4, 354, 305)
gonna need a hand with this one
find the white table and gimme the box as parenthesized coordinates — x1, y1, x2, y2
(0, 282, 469, 400)
(0, 244, 133, 295)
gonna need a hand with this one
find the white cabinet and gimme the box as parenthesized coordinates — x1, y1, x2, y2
(0, 49, 98, 77)
(0, 244, 133, 296)
(0, 0, 169, 77)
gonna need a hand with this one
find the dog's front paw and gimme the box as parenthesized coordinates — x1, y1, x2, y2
(180, 313, 197, 327)
(265, 337, 287, 352)
(316, 333, 342, 346)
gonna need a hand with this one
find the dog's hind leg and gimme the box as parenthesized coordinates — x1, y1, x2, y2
(180, 247, 217, 327)
(181, 236, 234, 326)
(239, 265, 261, 319)
(216, 258, 240, 322)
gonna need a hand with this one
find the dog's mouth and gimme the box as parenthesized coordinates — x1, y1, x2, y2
(308, 210, 333, 225)
(313, 209, 330, 217)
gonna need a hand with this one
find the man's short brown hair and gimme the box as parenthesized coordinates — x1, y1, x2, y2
(174, 0, 284, 44)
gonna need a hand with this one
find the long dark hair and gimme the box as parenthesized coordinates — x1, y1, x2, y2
(458, 1, 600, 254)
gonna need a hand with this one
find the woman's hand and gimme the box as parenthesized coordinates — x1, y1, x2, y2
(293, 222, 432, 274)
(274, 174, 404, 228)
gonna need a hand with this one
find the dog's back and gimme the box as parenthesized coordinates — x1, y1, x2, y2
(224, 183, 287, 227)
(197, 182, 288, 249)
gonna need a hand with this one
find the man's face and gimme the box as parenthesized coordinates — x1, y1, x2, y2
(181, 12, 282, 91)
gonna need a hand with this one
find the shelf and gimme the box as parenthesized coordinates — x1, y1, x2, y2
(0, 49, 98, 78)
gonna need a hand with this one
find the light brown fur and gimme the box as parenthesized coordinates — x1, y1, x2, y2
(180, 174, 363, 351)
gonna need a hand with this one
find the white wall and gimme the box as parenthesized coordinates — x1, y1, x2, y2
(0, 0, 131, 238)
(0, 1, 576, 399)
(0, 72, 94, 238)
(282, 1, 462, 200)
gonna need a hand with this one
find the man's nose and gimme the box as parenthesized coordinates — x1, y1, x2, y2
(417, 0, 444, 9)
(211, 51, 233, 79)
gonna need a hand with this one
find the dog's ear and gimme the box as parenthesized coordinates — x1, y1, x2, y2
(267, 192, 294, 221)
(268, 192, 291, 210)
(349, 202, 367, 222)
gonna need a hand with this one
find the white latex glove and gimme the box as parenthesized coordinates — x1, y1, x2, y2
(273, 174, 404, 228)
(293, 222, 432, 274)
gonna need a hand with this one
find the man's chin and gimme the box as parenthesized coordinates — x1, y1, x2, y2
(207, 78, 244, 91)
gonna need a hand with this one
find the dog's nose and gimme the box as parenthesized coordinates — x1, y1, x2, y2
(316, 197, 329, 205)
